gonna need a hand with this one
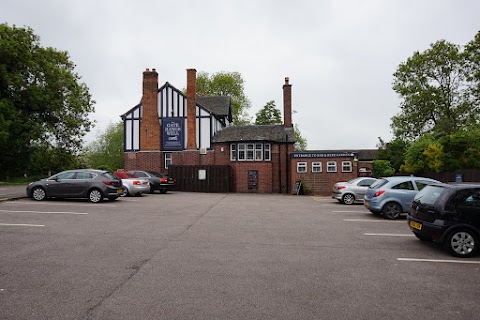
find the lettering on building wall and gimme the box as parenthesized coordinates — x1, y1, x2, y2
(162, 118, 184, 150)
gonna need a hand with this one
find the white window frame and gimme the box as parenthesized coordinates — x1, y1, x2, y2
(255, 143, 263, 161)
(312, 162, 322, 173)
(230, 144, 236, 161)
(238, 144, 246, 161)
(297, 162, 307, 173)
(246, 143, 254, 161)
(164, 153, 172, 169)
(327, 161, 337, 172)
(264, 143, 271, 161)
(342, 161, 352, 172)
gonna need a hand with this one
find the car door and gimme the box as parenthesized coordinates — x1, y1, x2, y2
(390, 180, 416, 211)
(355, 178, 377, 199)
(70, 172, 93, 196)
(455, 189, 480, 226)
(45, 171, 77, 197)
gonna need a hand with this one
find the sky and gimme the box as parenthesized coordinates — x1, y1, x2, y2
(2, 0, 480, 150)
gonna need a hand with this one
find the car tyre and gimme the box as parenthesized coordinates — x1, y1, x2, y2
(382, 202, 402, 220)
(32, 187, 46, 201)
(149, 184, 156, 194)
(160, 189, 167, 194)
(88, 189, 103, 203)
(445, 228, 479, 258)
(342, 193, 355, 205)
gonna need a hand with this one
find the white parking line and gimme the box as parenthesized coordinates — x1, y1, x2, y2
(364, 233, 414, 237)
(333, 211, 365, 213)
(344, 219, 405, 223)
(398, 258, 480, 264)
(0, 223, 45, 227)
(0, 209, 87, 215)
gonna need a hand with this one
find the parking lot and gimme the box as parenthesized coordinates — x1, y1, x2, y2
(1, 192, 479, 320)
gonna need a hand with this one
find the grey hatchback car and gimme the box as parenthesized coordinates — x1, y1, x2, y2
(364, 176, 440, 219)
(26, 169, 124, 203)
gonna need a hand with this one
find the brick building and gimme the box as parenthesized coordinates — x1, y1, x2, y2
(121, 68, 375, 195)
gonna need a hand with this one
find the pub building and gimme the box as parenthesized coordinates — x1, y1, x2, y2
(120, 68, 374, 195)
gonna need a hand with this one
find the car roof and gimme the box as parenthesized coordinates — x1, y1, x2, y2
(381, 176, 438, 182)
(428, 182, 480, 190)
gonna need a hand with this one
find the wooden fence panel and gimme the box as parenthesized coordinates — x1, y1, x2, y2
(169, 165, 231, 193)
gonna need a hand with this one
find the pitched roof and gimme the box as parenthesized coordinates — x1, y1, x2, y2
(212, 125, 296, 143)
(196, 96, 231, 117)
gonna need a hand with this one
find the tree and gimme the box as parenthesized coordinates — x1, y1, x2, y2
(294, 124, 307, 151)
(83, 122, 124, 171)
(376, 137, 408, 172)
(391, 38, 479, 140)
(372, 160, 395, 178)
(0, 23, 95, 178)
(196, 71, 251, 124)
(255, 100, 282, 124)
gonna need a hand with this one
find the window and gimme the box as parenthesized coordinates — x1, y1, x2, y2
(232, 143, 271, 162)
(297, 162, 307, 173)
(230, 144, 236, 161)
(327, 161, 337, 172)
(342, 161, 352, 172)
(238, 144, 246, 161)
(246, 143, 254, 161)
(264, 144, 271, 161)
(392, 181, 414, 190)
(255, 143, 263, 161)
(165, 153, 172, 169)
(312, 162, 322, 173)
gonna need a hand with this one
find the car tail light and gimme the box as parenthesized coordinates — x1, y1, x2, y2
(133, 180, 141, 185)
(373, 190, 385, 197)
(337, 186, 346, 190)
(103, 180, 113, 185)
(160, 178, 167, 183)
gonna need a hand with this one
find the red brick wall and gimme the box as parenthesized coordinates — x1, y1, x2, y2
(290, 157, 359, 196)
(124, 151, 163, 173)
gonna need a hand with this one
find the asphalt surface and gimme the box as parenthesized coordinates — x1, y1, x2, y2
(0, 185, 28, 201)
(1, 189, 480, 320)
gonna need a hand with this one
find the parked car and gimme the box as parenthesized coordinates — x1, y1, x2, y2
(129, 170, 175, 194)
(26, 169, 123, 203)
(364, 176, 440, 219)
(332, 177, 378, 205)
(408, 183, 480, 258)
(113, 171, 150, 196)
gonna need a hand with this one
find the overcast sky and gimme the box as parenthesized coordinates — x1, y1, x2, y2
(2, 0, 480, 150)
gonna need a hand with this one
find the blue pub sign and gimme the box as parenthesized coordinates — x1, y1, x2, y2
(162, 118, 184, 150)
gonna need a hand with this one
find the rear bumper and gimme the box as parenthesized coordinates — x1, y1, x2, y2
(407, 215, 446, 242)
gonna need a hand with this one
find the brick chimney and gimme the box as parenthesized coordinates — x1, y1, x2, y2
(140, 68, 160, 150)
(283, 77, 293, 128)
(186, 68, 197, 150)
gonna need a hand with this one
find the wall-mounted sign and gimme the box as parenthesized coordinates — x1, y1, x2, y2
(162, 118, 184, 150)
(290, 152, 356, 159)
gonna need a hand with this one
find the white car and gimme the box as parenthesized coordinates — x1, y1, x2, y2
(113, 171, 150, 196)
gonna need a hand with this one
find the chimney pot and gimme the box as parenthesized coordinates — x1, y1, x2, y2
(285, 77, 289, 84)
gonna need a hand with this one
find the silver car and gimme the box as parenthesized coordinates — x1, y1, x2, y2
(332, 177, 378, 205)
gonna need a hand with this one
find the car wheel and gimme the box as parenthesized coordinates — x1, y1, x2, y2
(445, 229, 479, 258)
(149, 184, 155, 194)
(160, 189, 167, 194)
(88, 189, 103, 203)
(342, 193, 355, 205)
(382, 202, 402, 220)
(135, 193, 142, 197)
(32, 187, 46, 201)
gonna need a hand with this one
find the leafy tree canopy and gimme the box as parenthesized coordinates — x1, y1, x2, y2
(376, 137, 408, 172)
(0, 23, 95, 178)
(255, 100, 282, 125)
(392, 32, 480, 141)
(83, 122, 124, 172)
(294, 124, 307, 151)
(196, 71, 251, 125)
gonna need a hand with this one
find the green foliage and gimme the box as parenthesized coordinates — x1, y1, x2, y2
(376, 137, 408, 172)
(83, 122, 124, 171)
(439, 127, 480, 171)
(401, 136, 435, 174)
(392, 36, 480, 141)
(255, 100, 282, 125)
(196, 71, 252, 125)
(372, 160, 395, 178)
(294, 124, 307, 151)
(0, 23, 95, 179)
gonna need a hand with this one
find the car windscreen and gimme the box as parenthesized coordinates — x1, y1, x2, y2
(413, 185, 446, 206)
(369, 179, 388, 189)
(148, 171, 163, 177)
(102, 172, 118, 180)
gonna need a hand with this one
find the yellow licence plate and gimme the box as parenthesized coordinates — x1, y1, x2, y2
(364, 201, 370, 207)
(117, 189, 123, 193)
(409, 220, 422, 230)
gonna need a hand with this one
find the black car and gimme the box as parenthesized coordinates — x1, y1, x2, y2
(408, 183, 480, 258)
(129, 170, 175, 194)
(26, 169, 124, 203)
